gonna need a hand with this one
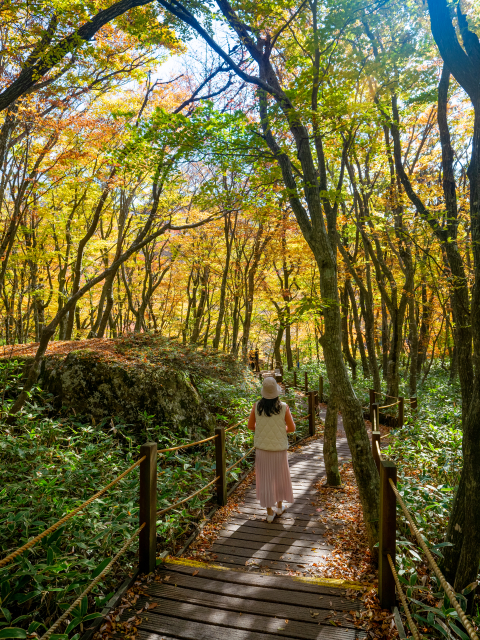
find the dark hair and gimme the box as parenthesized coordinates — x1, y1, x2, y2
(257, 396, 282, 417)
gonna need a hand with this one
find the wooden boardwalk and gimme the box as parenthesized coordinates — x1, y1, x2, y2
(121, 410, 369, 639)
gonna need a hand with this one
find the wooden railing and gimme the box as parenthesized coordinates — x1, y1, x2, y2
(369, 389, 418, 430)
(1, 419, 253, 638)
(372, 437, 478, 640)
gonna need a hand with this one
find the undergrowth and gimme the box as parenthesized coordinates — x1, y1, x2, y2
(285, 359, 477, 638)
(0, 356, 259, 638)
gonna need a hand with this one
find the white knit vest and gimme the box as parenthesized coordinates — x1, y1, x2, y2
(254, 402, 288, 451)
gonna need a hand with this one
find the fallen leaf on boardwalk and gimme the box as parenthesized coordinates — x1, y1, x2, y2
(163, 575, 171, 581)
(192, 570, 199, 576)
(147, 603, 158, 610)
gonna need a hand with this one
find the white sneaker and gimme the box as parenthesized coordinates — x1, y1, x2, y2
(276, 506, 286, 516)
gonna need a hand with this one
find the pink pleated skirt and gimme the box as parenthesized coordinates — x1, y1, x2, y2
(255, 448, 294, 508)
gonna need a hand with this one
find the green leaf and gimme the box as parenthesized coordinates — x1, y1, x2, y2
(0, 612, 10, 625)
(0, 629, 27, 639)
(12, 591, 41, 604)
(46, 526, 66, 546)
(65, 617, 81, 634)
(27, 622, 45, 634)
(461, 581, 478, 596)
(83, 613, 103, 622)
(448, 621, 470, 640)
(80, 596, 88, 617)
(91, 558, 111, 580)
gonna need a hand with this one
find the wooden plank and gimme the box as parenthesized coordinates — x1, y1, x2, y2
(242, 494, 322, 505)
(235, 506, 325, 522)
(134, 613, 297, 639)
(227, 516, 338, 534)
(136, 619, 361, 640)
(138, 589, 358, 627)
(133, 596, 358, 639)
(161, 563, 352, 597)
(218, 523, 334, 541)
(241, 499, 323, 511)
(146, 573, 361, 610)
(212, 536, 331, 554)
(204, 551, 326, 572)
(209, 542, 330, 563)
(216, 529, 332, 548)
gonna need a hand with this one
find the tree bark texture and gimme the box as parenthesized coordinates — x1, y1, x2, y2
(323, 395, 342, 486)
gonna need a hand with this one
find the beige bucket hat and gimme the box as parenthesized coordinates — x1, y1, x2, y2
(261, 376, 282, 399)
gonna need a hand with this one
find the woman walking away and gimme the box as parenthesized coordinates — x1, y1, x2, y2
(248, 377, 296, 523)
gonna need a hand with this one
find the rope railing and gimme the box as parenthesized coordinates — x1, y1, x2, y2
(39, 523, 145, 640)
(225, 418, 247, 432)
(379, 401, 400, 410)
(387, 553, 421, 640)
(156, 476, 220, 517)
(2, 416, 259, 637)
(389, 479, 479, 640)
(226, 447, 255, 473)
(0, 455, 146, 568)
(157, 434, 218, 454)
(374, 435, 478, 639)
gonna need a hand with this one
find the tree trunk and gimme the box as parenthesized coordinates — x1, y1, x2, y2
(408, 295, 418, 398)
(347, 280, 369, 376)
(285, 320, 294, 369)
(323, 394, 341, 486)
(341, 283, 357, 379)
(273, 321, 284, 369)
(381, 298, 389, 379)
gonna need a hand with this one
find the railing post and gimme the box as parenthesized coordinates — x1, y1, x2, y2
(372, 431, 381, 472)
(215, 426, 227, 506)
(398, 397, 404, 429)
(308, 391, 316, 436)
(304, 371, 308, 394)
(139, 441, 157, 574)
(293, 370, 297, 388)
(410, 397, 417, 411)
(372, 402, 379, 430)
(379, 459, 397, 609)
(318, 376, 323, 403)
(369, 389, 375, 425)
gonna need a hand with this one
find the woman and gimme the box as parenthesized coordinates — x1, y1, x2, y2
(247, 377, 296, 522)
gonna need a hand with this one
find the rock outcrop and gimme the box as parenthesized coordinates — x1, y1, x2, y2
(3, 335, 245, 437)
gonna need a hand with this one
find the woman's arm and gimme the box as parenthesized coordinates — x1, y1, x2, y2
(285, 406, 296, 433)
(247, 404, 256, 431)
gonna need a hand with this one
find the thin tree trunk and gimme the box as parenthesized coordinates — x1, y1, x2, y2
(323, 394, 341, 486)
(408, 296, 418, 398)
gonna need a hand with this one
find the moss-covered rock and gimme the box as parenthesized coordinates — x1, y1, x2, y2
(3, 335, 246, 436)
